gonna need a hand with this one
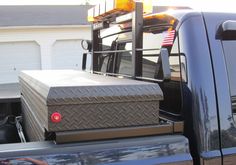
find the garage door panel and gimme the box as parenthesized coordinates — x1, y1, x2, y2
(52, 40, 91, 70)
(0, 41, 41, 84)
(17, 63, 41, 69)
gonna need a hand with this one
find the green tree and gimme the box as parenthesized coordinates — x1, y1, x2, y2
(85, 0, 91, 5)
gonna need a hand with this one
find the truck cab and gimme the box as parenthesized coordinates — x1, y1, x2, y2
(83, 1, 236, 164)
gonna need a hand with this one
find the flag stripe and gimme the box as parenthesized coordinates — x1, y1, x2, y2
(161, 30, 176, 47)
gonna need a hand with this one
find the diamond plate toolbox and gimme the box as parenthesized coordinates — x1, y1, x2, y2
(19, 70, 163, 142)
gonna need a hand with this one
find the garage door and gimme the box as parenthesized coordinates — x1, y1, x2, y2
(0, 41, 41, 84)
(52, 40, 91, 70)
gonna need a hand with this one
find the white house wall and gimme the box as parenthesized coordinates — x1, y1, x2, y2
(0, 26, 91, 70)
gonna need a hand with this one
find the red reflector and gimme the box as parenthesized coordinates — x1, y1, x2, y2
(51, 112, 62, 123)
(162, 30, 176, 47)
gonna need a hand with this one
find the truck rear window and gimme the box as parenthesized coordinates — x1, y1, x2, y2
(111, 30, 182, 81)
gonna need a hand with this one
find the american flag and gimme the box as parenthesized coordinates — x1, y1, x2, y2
(161, 30, 176, 47)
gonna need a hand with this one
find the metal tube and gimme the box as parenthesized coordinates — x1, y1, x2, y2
(132, 2, 143, 77)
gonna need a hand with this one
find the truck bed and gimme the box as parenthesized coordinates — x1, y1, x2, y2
(0, 81, 190, 164)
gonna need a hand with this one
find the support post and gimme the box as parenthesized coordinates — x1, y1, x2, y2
(92, 27, 100, 72)
(132, 2, 143, 77)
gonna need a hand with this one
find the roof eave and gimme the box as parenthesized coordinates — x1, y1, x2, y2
(0, 25, 91, 30)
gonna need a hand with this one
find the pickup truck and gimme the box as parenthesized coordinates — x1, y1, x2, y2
(1, 1, 236, 164)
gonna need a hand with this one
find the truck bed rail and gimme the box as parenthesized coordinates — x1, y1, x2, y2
(55, 117, 184, 143)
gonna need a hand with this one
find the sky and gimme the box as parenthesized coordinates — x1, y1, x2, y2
(0, 0, 235, 12)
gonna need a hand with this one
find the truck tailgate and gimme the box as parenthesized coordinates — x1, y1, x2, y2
(0, 135, 192, 164)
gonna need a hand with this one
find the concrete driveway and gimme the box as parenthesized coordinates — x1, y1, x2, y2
(0, 83, 20, 102)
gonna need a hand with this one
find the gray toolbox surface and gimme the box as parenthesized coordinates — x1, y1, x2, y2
(20, 70, 163, 142)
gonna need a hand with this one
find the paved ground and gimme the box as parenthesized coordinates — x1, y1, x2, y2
(0, 83, 20, 102)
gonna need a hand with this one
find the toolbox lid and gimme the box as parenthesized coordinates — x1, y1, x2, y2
(20, 70, 163, 105)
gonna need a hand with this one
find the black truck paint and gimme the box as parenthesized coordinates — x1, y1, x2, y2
(1, 3, 236, 164)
